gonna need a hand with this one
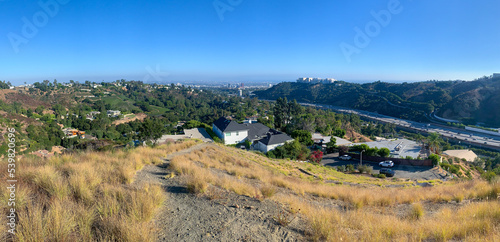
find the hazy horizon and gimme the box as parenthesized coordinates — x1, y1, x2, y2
(2, 0, 499, 86)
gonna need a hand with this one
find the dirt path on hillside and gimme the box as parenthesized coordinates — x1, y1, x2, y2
(132, 143, 307, 242)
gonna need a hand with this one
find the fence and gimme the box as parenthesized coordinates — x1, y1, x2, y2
(340, 151, 433, 166)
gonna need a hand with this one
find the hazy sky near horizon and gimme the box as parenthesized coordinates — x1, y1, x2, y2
(1, 0, 499, 85)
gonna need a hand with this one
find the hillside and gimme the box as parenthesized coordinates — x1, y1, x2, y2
(135, 143, 500, 241)
(255, 76, 500, 127)
(4, 140, 499, 241)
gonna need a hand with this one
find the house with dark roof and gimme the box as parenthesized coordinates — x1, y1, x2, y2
(254, 130, 294, 153)
(244, 123, 271, 142)
(213, 117, 293, 152)
(212, 117, 249, 145)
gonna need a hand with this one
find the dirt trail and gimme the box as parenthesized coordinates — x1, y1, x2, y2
(132, 143, 306, 242)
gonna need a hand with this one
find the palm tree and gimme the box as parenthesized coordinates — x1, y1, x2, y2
(426, 132, 441, 154)
(415, 133, 425, 147)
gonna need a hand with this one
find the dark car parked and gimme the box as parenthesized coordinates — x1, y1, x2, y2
(379, 168, 395, 177)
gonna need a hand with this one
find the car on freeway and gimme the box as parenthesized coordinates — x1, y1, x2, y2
(339, 155, 351, 160)
(379, 168, 395, 177)
(379, 160, 394, 168)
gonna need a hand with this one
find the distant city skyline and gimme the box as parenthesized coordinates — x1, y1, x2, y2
(1, 0, 499, 85)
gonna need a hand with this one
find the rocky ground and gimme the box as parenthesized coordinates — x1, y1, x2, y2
(132, 144, 308, 242)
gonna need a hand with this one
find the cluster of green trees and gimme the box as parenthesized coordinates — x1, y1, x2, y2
(25, 122, 64, 151)
(255, 76, 500, 127)
(272, 97, 361, 139)
(12, 81, 274, 150)
(0, 81, 12, 89)
(266, 140, 310, 161)
(348, 144, 391, 158)
(361, 122, 397, 139)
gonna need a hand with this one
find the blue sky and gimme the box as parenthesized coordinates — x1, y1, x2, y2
(1, 0, 499, 85)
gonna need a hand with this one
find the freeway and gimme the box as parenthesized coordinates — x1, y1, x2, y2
(299, 102, 500, 151)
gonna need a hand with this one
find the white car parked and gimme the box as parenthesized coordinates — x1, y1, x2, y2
(379, 160, 394, 168)
(339, 155, 351, 160)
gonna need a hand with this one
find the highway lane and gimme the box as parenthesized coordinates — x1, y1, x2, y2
(299, 102, 500, 151)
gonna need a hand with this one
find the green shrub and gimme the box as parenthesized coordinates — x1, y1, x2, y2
(346, 165, 355, 173)
(336, 165, 346, 172)
(481, 171, 496, 182)
(357, 165, 373, 174)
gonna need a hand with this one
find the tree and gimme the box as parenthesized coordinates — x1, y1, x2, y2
(377, 147, 390, 157)
(0, 80, 10, 89)
(273, 98, 302, 130)
(35, 106, 45, 115)
(338, 145, 349, 154)
(427, 132, 442, 154)
(291, 130, 313, 146)
(267, 140, 310, 161)
(138, 118, 165, 145)
(184, 120, 202, 129)
(326, 137, 337, 153)
(273, 97, 288, 129)
(332, 128, 346, 138)
(429, 154, 440, 166)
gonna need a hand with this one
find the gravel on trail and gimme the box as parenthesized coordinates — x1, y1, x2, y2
(132, 144, 308, 242)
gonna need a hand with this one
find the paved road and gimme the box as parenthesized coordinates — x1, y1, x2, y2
(321, 153, 447, 181)
(299, 102, 500, 151)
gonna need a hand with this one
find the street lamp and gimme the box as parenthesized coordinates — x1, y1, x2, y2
(360, 150, 365, 166)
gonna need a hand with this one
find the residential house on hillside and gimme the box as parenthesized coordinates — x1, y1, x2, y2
(107, 110, 121, 118)
(254, 130, 294, 153)
(212, 118, 249, 145)
(212, 117, 293, 153)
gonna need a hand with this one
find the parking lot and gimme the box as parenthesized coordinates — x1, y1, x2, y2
(321, 153, 447, 181)
(356, 138, 422, 159)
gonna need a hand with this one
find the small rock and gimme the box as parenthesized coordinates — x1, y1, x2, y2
(235, 204, 240, 208)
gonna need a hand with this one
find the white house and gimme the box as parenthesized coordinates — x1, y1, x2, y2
(212, 118, 249, 145)
(213, 117, 293, 152)
(107, 110, 121, 118)
(254, 130, 294, 153)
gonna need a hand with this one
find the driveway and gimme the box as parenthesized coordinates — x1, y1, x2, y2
(321, 153, 446, 181)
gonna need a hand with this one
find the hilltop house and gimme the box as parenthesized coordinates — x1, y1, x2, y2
(107, 110, 121, 118)
(212, 117, 293, 153)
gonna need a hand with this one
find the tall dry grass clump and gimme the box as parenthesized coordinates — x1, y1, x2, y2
(288, 194, 500, 241)
(165, 144, 500, 241)
(408, 202, 424, 220)
(0, 140, 196, 241)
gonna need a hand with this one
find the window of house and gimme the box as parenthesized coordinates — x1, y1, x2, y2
(236, 132, 239, 136)
(226, 133, 231, 137)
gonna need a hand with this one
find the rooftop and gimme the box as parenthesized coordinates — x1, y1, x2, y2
(244, 123, 271, 141)
(213, 117, 248, 132)
(258, 130, 294, 146)
(443, 150, 478, 162)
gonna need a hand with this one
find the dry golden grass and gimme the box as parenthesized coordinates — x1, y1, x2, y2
(166, 144, 500, 241)
(0, 140, 197, 241)
(170, 144, 500, 208)
(276, 194, 500, 241)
